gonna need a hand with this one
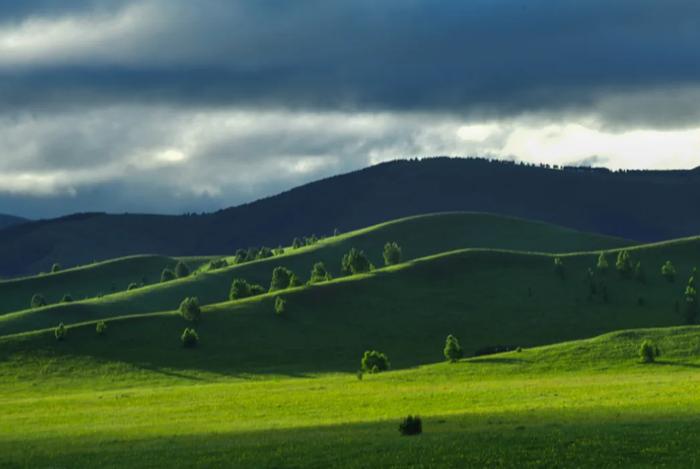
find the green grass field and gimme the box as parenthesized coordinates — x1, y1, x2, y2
(1, 212, 698, 467)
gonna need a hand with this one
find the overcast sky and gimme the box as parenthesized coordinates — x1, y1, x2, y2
(1, 0, 699, 218)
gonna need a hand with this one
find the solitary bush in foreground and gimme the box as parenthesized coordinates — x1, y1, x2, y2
(274, 296, 286, 316)
(342, 248, 373, 275)
(61, 294, 74, 303)
(639, 340, 660, 363)
(361, 350, 390, 373)
(310, 262, 332, 283)
(161, 268, 176, 283)
(174, 261, 190, 278)
(661, 261, 676, 282)
(54, 323, 67, 341)
(181, 328, 199, 348)
(443, 334, 463, 362)
(96, 320, 107, 336)
(179, 297, 201, 322)
(399, 416, 422, 436)
(383, 242, 402, 266)
(31, 294, 47, 309)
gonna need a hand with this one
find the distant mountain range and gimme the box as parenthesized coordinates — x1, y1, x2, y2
(1, 157, 700, 277)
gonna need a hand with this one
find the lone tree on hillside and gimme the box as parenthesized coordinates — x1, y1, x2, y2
(174, 261, 190, 278)
(96, 320, 107, 336)
(639, 340, 661, 363)
(684, 274, 698, 324)
(341, 248, 373, 275)
(31, 293, 47, 309)
(615, 250, 633, 277)
(361, 350, 390, 373)
(443, 334, 464, 362)
(383, 242, 402, 266)
(161, 268, 176, 283)
(179, 297, 202, 322)
(269, 266, 295, 291)
(553, 257, 565, 279)
(661, 261, 676, 282)
(596, 252, 609, 273)
(310, 262, 332, 283)
(54, 323, 67, 341)
(51, 263, 61, 273)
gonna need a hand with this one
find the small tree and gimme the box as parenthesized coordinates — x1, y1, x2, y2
(443, 334, 463, 362)
(181, 328, 199, 348)
(361, 350, 390, 373)
(174, 261, 190, 278)
(161, 268, 176, 283)
(383, 242, 402, 266)
(639, 340, 660, 363)
(333, 228, 340, 237)
(179, 297, 202, 322)
(596, 252, 609, 273)
(234, 249, 248, 264)
(274, 296, 286, 316)
(399, 416, 422, 436)
(127, 282, 140, 291)
(54, 323, 67, 341)
(31, 293, 47, 309)
(269, 266, 294, 291)
(273, 246, 285, 256)
(615, 250, 633, 276)
(96, 320, 107, 336)
(257, 247, 274, 259)
(230, 278, 252, 300)
(292, 237, 303, 249)
(341, 248, 373, 275)
(51, 263, 62, 273)
(684, 279, 698, 324)
(310, 262, 332, 283)
(61, 294, 74, 303)
(553, 257, 565, 279)
(661, 261, 676, 282)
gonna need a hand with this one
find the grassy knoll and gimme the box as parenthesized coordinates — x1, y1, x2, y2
(2, 326, 700, 467)
(0, 213, 632, 335)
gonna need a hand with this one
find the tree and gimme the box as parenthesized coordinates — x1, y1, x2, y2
(96, 320, 107, 336)
(310, 262, 332, 283)
(234, 249, 248, 264)
(274, 296, 286, 316)
(54, 323, 67, 341)
(553, 257, 565, 279)
(639, 340, 660, 363)
(51, 263, 62, 273)
(230, 278, 252, 300)
(443, 334, 463, 362)
(31, 293, 46, 309)
(174, 261, 190, 278)
(61, 294, 74, 303)
(292, 238, 303, 249)
(181, 328, 199, 348)
(399, 416, 422, 436)
(684, 275, 698, 324)
(289, 273, 303, 287)
(361, 350, 390, 373)
(161, 268, 176, 283)
(273, 246, 285, 256)
(269, 266, 294, 291)
(383, 242, 402, 266)
(245, 247, 260, 262)
(634, 261, 646, 283)
(257, 247, 273, 260)
(333, 228, 340, 237)
(596, 252, 609, 273)
(179, 297, 201, 322)
(341, 248, 373, 275)
(661, 261, 676, 282)
(615, 250, 633, 276)
(127, 282, 140, 291)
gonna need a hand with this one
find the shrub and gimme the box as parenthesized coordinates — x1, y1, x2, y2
(443, 334, 463, 362)
(333, 228, 340, 237)
(54, 323, 67, 341)
(615, 250, 633, 276)
(208, 258, 228, 270)
(96, 320, 107, 336)
(31, 294, 47, 308)
(341, 248, 373, 275)
(174, 261, 190, 278)
(289, 274, 303, 287)
(230, 278, 252, 300)
(596, 252, 609, 273)
(361, 350, 390, 373)
(179, 297, 202, 322)
(51, 263, 62, 273)
(61, 294, 74, 303)
(257, 247, 274, 260)
(553, 257, 565, 279)
(273, 246, 285, 256)
(270, 266, 294, 291)
(310, 262, 332, 283)
(181, 328, 199, 348)
(274, 296, 286, 316)
(383, 242, 402, 266)
(399, 416, 422, 436)
(292, 237, 303, 249)
(661, 261, 676, 282)
(246, 248, 260, 262)
(161, 268, 176, 283)
(127, 282, 140, 291)
(250, 284, 266, 295)
(234, 249, 248, 264)
(684, 280, 698, 324)
(639, 340, 660, 363)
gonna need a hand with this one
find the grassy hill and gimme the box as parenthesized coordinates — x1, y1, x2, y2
(0, 213, 26, 231)
(4, 157, 700, 277)
(0, 213, 631, 334)
(2, 323, 700, 467)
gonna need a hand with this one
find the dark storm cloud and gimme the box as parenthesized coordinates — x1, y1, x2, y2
(1, 0, 699, 126)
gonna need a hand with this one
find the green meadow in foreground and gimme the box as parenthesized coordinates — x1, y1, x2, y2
(2, 326, 700, 467)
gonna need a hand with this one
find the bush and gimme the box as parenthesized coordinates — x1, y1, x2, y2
(443, 334, 463, 362)
(250, 284, 266, 295)
(234, 249, 248, 264)
(361, 350, 390, 373)
(634, 261, 646, 283)
(399, 416, 422, 436)
(181, 328, 199, 348)
(61, 294, 74, 303)
(31, 293, 47, 309)
(161, 268, 176, 283)
(596, 252, 609, 273)
(274, 296, 286, 316)
(553, 257, 565, 279)
(257, 247, 274, 259)
(51, 263, 62, 273)
(289, 274, 303, 287)
(639, 340, 660, 363)
(292, 237, 303, 249)
(383, 242, 402, 266)
(274, 246, 285, 256)
(269, 266, 294, 291)
(96, 320, 107, 336)
(127, 282, 140, 291)
(310, 262, 332, 283)
(661, 261, 676, 282)
(174, 261, 191, 278)
(179, 297, 201, 322)
(615, 250, 633, 276)
(208, 258, 228, 270)
(341, 248, 373, 275)
(54, 323, 67, 341)
(230, 279, 265, 300)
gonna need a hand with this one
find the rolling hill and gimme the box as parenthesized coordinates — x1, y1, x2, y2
(3, 157, 700, 277)
(0, 213, 26, 230)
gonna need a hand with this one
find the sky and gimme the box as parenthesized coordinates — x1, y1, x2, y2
(1, 0, 699, 218)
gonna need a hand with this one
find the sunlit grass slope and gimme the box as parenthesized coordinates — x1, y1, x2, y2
(2, 325, 700, 467)
(0, 212, 630, 334)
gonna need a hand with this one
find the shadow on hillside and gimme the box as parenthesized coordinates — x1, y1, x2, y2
(468, 357, 529, 365)
(652, 360, 700, 369)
